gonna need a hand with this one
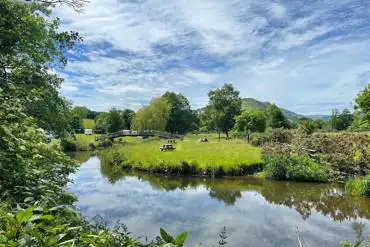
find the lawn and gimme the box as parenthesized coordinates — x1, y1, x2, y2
(101, 134, 262, 173)
(82, 119, 95, 129)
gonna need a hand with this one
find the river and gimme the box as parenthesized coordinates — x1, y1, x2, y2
(68, 153, 370, 247)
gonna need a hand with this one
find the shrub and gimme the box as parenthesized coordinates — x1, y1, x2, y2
(61, 138, 77, 152)
(345, 175, 370, 197)
(264, 155, 328, 182)
(250, 128, 293, 146)
(98, 137, 113, 148)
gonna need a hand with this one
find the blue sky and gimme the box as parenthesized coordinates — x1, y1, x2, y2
(55, 0, 370, 115)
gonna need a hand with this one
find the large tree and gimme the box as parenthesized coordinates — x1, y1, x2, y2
(0, 0, 81, 139)
(107, 108, 124, 133)
(162, 92, 199, 134)
(234, 110, 267, 133)
(133, 97, 171, 131)
(208, 83, 242, 138)
(0, 0, 79, 202)
(329, 108, 353, 131)
(266, 104, 290, 129)
(354, 83, 370, 128)
(122, 109, 135, 130)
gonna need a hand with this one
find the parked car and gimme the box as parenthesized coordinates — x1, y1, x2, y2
(84, 129, 93, 135)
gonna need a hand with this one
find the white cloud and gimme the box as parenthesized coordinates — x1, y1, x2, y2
(56, 0, 370, 114)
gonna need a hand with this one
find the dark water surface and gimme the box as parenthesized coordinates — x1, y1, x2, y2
(68, 154, 370, 247)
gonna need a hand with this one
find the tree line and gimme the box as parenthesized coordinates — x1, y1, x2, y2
(69, 82, 370, 137)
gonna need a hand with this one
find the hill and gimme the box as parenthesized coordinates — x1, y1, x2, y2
(242, 98, 328, 122)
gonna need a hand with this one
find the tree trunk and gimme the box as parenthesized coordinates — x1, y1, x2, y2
(218, 131, 220, 142)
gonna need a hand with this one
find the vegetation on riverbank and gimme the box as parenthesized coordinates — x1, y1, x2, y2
(100, 134, 263, 176)
(345, 175, 370, 197)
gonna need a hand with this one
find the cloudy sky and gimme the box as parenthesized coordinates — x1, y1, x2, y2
(55, 0, 370, 115)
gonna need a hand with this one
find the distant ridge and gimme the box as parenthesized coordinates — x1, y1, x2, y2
(241, 98, 329, 121)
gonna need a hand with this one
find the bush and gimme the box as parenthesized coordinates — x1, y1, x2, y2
(98, 137, 113, 148)
(345, 175, 370, 196)
(264, 155, 328, 182)
(250, 128, 293, 146)
(61, 138, 77, 152)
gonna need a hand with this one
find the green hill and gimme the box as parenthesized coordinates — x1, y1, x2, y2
(241, 98, 328, 122)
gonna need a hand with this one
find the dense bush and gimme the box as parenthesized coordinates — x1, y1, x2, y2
(262, 131, 370, 181)
(61, 138, 78, 152)
(264, 155, 328, 182)
(250, 128, 293, 146)
(345, 175, 370, 197)
(98, 137, 113, 148)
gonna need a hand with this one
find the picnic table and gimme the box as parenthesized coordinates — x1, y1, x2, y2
(160, 144, 176, 151)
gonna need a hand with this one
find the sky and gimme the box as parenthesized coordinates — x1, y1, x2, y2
(54, 0, 370, 115)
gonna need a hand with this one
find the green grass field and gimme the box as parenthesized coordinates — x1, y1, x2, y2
(82, 119, 95, 129)
(101, 134, 262, 173)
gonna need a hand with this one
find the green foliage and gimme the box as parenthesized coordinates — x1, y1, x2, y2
(355, 83, 370, 128)
(207, 83, 242, 137)
(0, 0, 81, 139)
(330, 109, 354, 131)
(345, 175, 370, 197)
(97, 137, 113, 148)
(262, 131, 370, 182)
(218, 227, 228, 246)
(61, 138, 78, 152)
(158, 228, 188, 246)
(71, 114, 84, 133)
(264, 155, 328, 182)
(250, 128, 293, 146)
(266, 104, 290, 129)
(107, 108, 124, 133)
(122, 109, 135, 130)
(233, 110, 267, 133)
(162, 92, 199, 134)
(82, 118, 95, 129)
(94, 112, 109, 134)
(133, 97, 171, 131)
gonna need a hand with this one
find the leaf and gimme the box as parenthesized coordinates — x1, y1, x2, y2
(160, 228, 175, 243)
(16, 208, 33, 223)
(175, 232, 187, 246)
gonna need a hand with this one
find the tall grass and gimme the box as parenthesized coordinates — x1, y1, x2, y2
(345, 175, 370, 196)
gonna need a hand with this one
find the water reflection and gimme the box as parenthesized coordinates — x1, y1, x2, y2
(99, 159, 370, 222)
(69, 155, 370, 247)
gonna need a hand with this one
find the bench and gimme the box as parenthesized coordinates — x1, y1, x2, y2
(160, 144, 176, 151)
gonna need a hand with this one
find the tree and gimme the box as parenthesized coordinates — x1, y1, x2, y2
(234, 110, 267, 133)
(266, 104, 290, 129)
(208, 83, 242, 138)
(354, 83, 370, 128)
(199, 106, 217, 132)
(162, 92, 199, 134)
(107, 108, 124, 133)
(122, 109, 135, 130)
(329, 108, 353, 131)
(72, 106, 90, 119)
(70, 114, 83, 133)
(133, 97, 170, 131)
(0, 0, 81, 139)
(26, 0, 88, 12)
(94, 112, 109, 134)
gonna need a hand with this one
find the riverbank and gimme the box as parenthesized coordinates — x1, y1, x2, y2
(100, 134, 263, 176)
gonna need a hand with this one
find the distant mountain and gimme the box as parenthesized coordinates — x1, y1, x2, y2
(241, 98, 329, 122)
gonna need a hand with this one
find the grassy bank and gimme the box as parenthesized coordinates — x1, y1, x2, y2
(100, 134, 263, 176)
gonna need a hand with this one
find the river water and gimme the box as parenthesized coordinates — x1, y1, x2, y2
(68, 154, 370, 247)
